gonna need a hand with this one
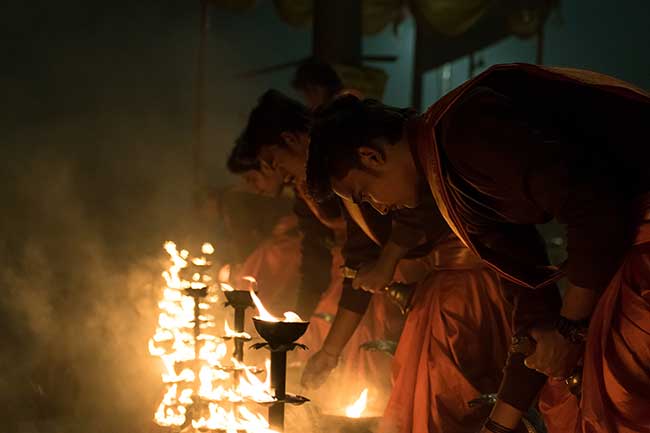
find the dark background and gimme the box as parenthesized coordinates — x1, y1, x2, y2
(1, 1, 648, 431)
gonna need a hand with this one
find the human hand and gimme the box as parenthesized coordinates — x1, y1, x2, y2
(300, 349, 339, 389)
(352, 259, 396, 293)
(524, 328, 583, 378)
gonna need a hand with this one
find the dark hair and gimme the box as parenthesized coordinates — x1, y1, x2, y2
(226, 137, 260, 174)
(236, 89, 311, 161)
(292, 60, 343, 96)
(306, 95, 415, 202)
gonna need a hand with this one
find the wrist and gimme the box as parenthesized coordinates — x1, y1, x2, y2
(379, 242, 408, 266)
(488, 400, 523, 430)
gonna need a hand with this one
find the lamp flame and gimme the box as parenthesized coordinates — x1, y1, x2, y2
(345, 388, 368, 418)
(201, 242, 215, 255)
(150, 241, 276, 431)
(218, 264, 231, 283)
(249, 289, 280, 322)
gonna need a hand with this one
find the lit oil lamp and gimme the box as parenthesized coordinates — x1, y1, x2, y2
(249, 289, 310, 432)
(322, 388, 380, 433)
(221, 275, 256, 363)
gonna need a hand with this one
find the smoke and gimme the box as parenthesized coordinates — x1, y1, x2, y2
(0, 1, 313, 431)
(0, 114, 203, 432)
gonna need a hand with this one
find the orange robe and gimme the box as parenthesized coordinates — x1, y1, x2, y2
(539, 198, 650, 433)
(379, 234, 512, 433)
(297, 247, 403, 415)
(235, 215, 302, 314)
(414, 63, 650, 429)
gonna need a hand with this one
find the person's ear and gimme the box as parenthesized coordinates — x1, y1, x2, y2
(259, 159, 275, 176)
(357, 146, 385, 169)
(280, 131, 297, 147)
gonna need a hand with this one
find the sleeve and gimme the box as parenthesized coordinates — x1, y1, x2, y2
(293, 197, 334, 318)
(338, 204, 381, 314)
(498, 279, 561, 410)
(445, 85, 630, 292)
(442, 87, 566, 410)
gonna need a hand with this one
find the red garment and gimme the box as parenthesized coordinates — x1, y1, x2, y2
(539, 201, 650, 433)
(297, 247, 404, 416)
(235, 215, 302, 314)
(380, 235, 512, 433)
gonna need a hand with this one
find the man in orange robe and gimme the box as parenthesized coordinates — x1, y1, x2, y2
(306, 63, 650, 433)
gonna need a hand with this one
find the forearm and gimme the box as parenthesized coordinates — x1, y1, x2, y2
(321, 308, 364, 356)
(377, 241, 409, 270)
(484, 401, 524, 431)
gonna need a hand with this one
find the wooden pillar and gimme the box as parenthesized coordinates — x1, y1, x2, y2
(313, 0, 362, 66)
(193, 0, 209, 192)
(411, 22, 429, 111)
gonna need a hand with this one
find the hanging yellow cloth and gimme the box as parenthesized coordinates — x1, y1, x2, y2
(410, 0, 491, 37)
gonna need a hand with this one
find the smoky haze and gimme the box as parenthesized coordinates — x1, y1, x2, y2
(1, 1, 310, 432)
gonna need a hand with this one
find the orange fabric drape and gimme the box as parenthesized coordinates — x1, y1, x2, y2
(539, 211, 650, 433)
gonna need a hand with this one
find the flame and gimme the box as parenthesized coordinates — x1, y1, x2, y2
(282, 311, 303, 322)
(242, 275, 258, 291)
(218, 264, 231, 283)
(192, 257, 209, 266)
(220, 282, 235, 292)
(250, 288, 305, 323)
(201, 242, 215, 255)
(151, 241, 276, 431)
(249, 289, 280, 322)
(345, 388, 369, 418)
(224, 319, 252, 340)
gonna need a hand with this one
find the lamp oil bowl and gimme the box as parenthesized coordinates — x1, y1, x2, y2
(252, 317, 309, 349)
(224, 289, 255, 309)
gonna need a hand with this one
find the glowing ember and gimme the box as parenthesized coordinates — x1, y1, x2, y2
(201, 242, 215, 255)
(345, 388, 369, 418)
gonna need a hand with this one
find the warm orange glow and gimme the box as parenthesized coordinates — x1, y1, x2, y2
(220, 282, 235, 291)
(150, 241, 275, 430)
(201, 242, 215, 255)
(249, 289, 280, 322)
(345, 388, 369, 418)
(224, 319, 252, 340)
(192, 257, 209, 266)
(250, 288, 305, 323)
(218, 264, 231, 283)
(282, 311, 303, 322)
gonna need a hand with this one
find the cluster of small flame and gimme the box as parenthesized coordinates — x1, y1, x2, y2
(345, 388, 369, 418)
(149, 241, 277, 433)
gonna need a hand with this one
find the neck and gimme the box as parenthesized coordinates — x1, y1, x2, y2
(401, 121, 424, 188)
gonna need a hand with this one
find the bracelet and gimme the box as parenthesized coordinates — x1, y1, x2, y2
(555, 315, 589, 344)
(484, 419, 515, 433)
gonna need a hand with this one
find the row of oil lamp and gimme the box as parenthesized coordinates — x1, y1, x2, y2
(149, 241, 371, 433)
